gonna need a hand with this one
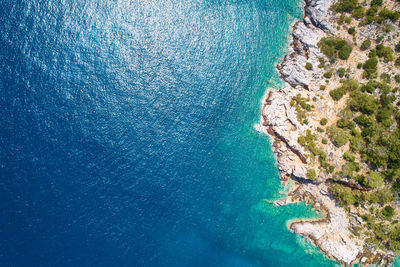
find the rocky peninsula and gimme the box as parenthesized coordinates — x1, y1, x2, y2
(261, 0, 400, 265)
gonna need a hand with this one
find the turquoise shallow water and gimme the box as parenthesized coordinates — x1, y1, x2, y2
(1, 0, 339, 266)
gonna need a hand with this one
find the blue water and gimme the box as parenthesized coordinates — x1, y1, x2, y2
(0, 0, 338, 266)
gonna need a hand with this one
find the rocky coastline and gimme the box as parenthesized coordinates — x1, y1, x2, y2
(261, 0, 398, 265)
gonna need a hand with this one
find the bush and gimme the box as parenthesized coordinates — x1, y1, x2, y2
(361, 39, 371, 50)
(324, 71, 333, 79)
(395, 42, 400, 53)
(306, 169, 317, 180)
(376, 107, 393, 124)
(358, 171, 384, 188)
(320, 118, 328, 126)
(368, 49, 376, 58)
(322, 138, 328, 144)
(348, 27, 356, 35)
(363, 57, 378, 78)
(352, 6, 365, 18)
(339, 45, 353, 60)
(354, 114, 375, 127)
(328, 126, 349, 147)
(361, 84, 374, 94)
(330, 86, 348, 100)
(366, 188, 394, 205)
(371, 0, 382, 6)
(357, 63, 362, 69)
(381, 73, 391, 83)
(381, 205, 395, 220)
(305, 62, 313, 71)
(396, 57, 400, 66)
(395, 75, 400, 83)
(344, 151, 356, 162)
(320, 85, 326, 90)
(350, 91, 378, 114)
(331, 184, 356, 206)
(379, 8, 400, 22)
(376, 44, 394, 61)
(337, 68, 346, 78)
(333, 0, 359, 13)
(318, 37, 352, 60)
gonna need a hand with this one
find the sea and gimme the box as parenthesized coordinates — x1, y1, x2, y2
(0, 0, 340, 266)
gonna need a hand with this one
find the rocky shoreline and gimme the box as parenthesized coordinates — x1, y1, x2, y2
(261, 0, 397, 265)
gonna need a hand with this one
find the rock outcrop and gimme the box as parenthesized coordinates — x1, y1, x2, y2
(261, 0, 367, 265)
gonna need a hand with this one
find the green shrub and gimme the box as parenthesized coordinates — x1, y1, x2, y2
(306, 169, 317, 180)
(396, 57, 400, 66)
(337, 68, 346, 78)
(365, 188, 394, 205)
(376, 44, 394, 61)
(395, 75, 400, 83)
(305, 62, 313, 71)
(331, 183, 356, 206)
(352, 6, 365, 18)
(327, 126, 349, 147)
(363, 57, 378, 78)
(357, 63, 362, 69)
(381, 206, 395, 220)
(396, 42, 400, 53)
(371, 0, 382, 6)
(379, 8, 400, 22)
(361, 84, 374, 94)
(320, 85, 326, 90)
(358, 171, 384, 188)
(330, 86, 348, 100)
(320, 118, 328, 126)
(339, 45, 353, 60)
(376, 107, 394, 124)
(354, 115, 374, 127)
(322, 138, 328, 144)
(380, 73, 391, 83)
(385, 25, 392, 33)
(344, 151, 356, 162)
(368, 49, 377, 58)
(318, 37, 352, 60)
(348, 27, 356, 35)
(349, 91, 379, 114)
(361, 39, 371, 50)
(324, 71, 333, 79)
(332, 0, 359, 13)
(337, 118, 355, 129)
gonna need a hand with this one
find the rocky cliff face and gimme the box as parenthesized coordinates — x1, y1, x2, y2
(261, 0, 367, 265)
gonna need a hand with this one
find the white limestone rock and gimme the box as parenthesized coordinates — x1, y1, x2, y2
(305, 0, 337, 34)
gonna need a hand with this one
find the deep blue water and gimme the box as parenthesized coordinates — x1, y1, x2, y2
(0, 0, 337, 266)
